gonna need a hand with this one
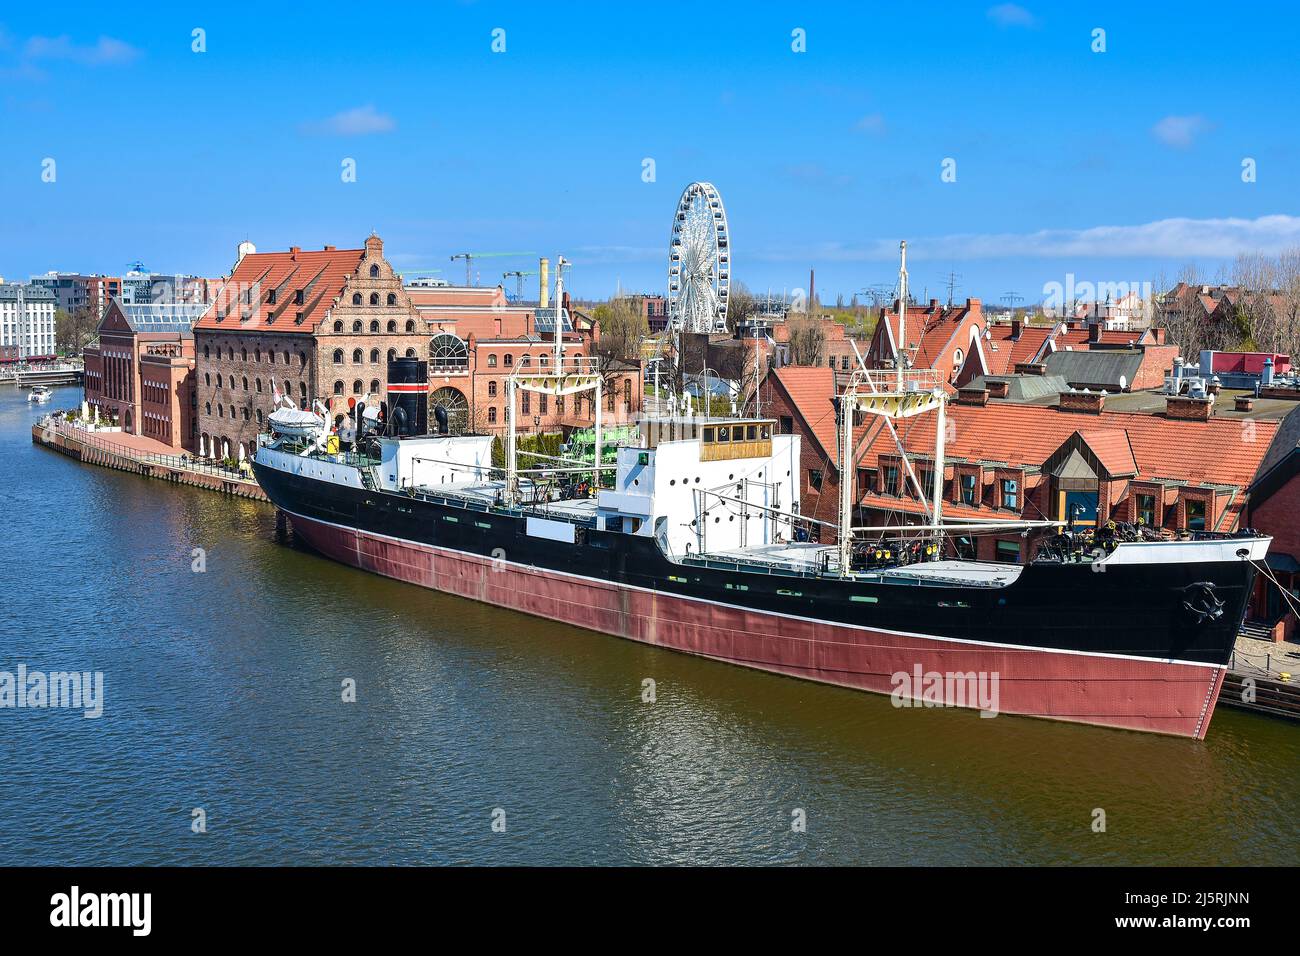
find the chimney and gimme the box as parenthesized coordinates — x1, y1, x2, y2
(539, 257, 550, 309)
(957, 386, 989, 406)
(323, 245, 336, 251)
(1059, 389, 1105, 414)
(1235, 395, 1255, 413)
(1166, 394, 1212, 421)
(1014, 362, 1046, 376)
(1087, 322, 1101, 343)
(986, 379, 1010, 399)
(289, 245, 301, 260)
(1010, 317, 1022, 340)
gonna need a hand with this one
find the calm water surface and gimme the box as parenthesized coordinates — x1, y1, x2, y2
(1, 387, 1297, 865)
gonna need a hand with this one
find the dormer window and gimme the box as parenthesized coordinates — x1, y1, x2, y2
(294, 289, 304, 305)
(267, 289, 277, 304)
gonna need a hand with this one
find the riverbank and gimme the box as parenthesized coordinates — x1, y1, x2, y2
(31, 413, 268, 502)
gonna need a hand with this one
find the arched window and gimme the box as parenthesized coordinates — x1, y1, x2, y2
(298, 352, 306, 367)
(352, 348, 363, 364)
(369, 264, 379, 278)
(254, 348, 262, 362)
(256, 410, 263, 424)
(369, 320, 379, 333)
(204, 372, 211, 386)
(487, 381, 497, 397)
(539, 354, 549, 366)
(203, 345, 210, 359)
(387, 348, 397, 363)
(387, 320, 396, 333)
(387, 293, 397, 306)
(405, 348, 416, 358)
(333, 380, 344, 395)
(283, 350, 290, 364)
(241, 376, 248, 390)
(352, 320, 362, 333)
(352, 293, 362, 305)
(256, 378, 263, 392)
(370, 379, 380, 393)
(487, 354, 498, 368)
(334, 320, 343, 333)
(405, 320, 415, 333)
(369, 348, 379, 363)
(368, 293, 378, 306)
(268, 351, 276, 364)
(333, 349, 344, 364)
(487, 407, 497, 424)
(204, 402, 211, 415)
(241, 347, 248, 361)
(299, 382, 307, 399)
(218, 405, 224, 418)
(520, 354, 531, 367)
(353, 379, 363, 394)
(503, 354, 513, 367)
(429, 333, 468, 371)
(216, 373, 223, 388)
(242, 408, 250, 421)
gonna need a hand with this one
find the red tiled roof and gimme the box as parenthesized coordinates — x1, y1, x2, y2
(1075, 427, 1138, 476)
(979, 324, 1053, 375)
(194, 246, 366, 335)
(770, 365, 838, 458)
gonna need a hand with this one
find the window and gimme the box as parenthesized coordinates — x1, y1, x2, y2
(488, 381, 497, 397)
(1064, 490, 1098, 526)
(387, 348, 397, 363)
(369, 320, 379, 333)
(960, 473, 977, 506)
(809, 469, 823, 491)
(216, 374, 223, 388)
(487, 407, 497, 424)
(333, 380, 344, 395)
(241, 376, 248, 391)
(334, 320, 343, 333)
(369, 264, 380, 278)
(539, 394, 548, 414)
(370, 379, 380, 393)
(1186, 498, 1207, 531)
(353, 380, 363, 394)
(333, 349, 344, 364)
(487, 354, 498, 368)
(256, 379, 263, 392)
(1001, 477, 1018, 511)
(996, 540, 1021, 563)
(387, 293, 397, 306)
(352, 293, 362, 305)
(369, 348, 379, 363)
(405, 320, 415, 333)
(521, 392, 530, 414)
(405, 348, 416, 358)
(369, 293, 379, 306)
(503, 354, 513, 367)
(780, 415, 793, 434)
(352, 348, 363, 364)
(955, 535, 976, 560)
(1137, 493, 1157, 527)
(255, 348, 262, 362)
(241, 348, 248, 361)
(387, 320, 396, 333)
(884, 465, 900, 495)
(294, 289, 304, 305)
(352, 320, 362, 333)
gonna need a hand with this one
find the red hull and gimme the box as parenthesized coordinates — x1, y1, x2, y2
(288, 512, 1226, 739)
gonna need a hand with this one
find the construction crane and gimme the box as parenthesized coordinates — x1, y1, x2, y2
(448, 251, 536, 287)
(502, 270, 538, 301)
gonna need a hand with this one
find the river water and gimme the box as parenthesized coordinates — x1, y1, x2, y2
(1, 385, 1296, 865)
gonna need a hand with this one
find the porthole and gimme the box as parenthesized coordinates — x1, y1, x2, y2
(670, 479, 676, 486)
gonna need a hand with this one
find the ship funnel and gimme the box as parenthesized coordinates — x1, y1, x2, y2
(386, 357, 428, 437)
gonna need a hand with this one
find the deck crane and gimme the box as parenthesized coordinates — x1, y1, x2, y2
(448, 251, 536, 287)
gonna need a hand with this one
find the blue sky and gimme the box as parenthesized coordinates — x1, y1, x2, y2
(2, 1, 1298, 306)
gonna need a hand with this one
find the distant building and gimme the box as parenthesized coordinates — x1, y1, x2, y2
(0, 282, 57, 362)
(862, 298, 986, 389)
(30, 272, 122, 318)
(82, 300, 206, 450)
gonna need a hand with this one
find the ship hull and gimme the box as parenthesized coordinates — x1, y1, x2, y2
(280, 506, 1233, 739)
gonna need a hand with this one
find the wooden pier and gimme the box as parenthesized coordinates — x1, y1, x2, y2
(1219, 631, 1300, 722)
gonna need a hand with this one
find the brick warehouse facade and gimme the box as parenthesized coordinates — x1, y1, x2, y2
(193, 236, 427, 461)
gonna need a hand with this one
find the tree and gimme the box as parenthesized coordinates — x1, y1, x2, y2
(56, 305, 99, 355)
(725, 281, 758, 333)
(592, 297, 648, 364)
(786, 314, 826, 366)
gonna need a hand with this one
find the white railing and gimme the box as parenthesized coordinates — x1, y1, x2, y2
(851, 367, 943, 394)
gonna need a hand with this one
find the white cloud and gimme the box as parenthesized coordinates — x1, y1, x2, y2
(300, 105, 396, 136)
(24, 34, 139, 65)
(750, 215, 1300, 262)
(1150, 114, 1211, 149)
(986, 4, 1037, 28)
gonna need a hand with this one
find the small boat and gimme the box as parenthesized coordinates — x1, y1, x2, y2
(27, 385, 52, 404)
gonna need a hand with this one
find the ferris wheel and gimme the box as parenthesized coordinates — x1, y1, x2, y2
(668, 182, 730, 333)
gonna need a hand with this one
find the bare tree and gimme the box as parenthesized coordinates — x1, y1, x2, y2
(786, 315, 826, 366)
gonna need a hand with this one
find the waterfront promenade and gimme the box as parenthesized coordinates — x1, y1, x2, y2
(31, 412, 267, 502)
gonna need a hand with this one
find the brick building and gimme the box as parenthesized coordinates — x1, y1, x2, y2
(761, 365, 1297, 567)
(407, 283, 642, 436)
(193, 236, 427, 461)
(863, 298, 986, 389)
(82, 300, 205, 450)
